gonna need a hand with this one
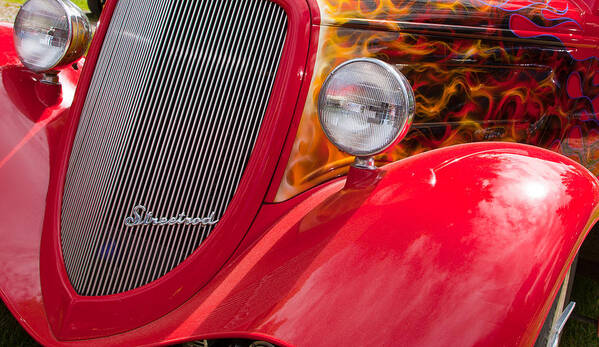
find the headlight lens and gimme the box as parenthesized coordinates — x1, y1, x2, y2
(318, 58, 415, 157)
(14, 0, 91, 73)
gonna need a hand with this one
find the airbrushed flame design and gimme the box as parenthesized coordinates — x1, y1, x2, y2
(274, 0, 599, 201)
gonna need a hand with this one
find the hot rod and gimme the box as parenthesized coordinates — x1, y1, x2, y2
(1, 0, 599, 346)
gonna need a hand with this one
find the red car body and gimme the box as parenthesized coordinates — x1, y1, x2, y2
(1, 0, 599, 345)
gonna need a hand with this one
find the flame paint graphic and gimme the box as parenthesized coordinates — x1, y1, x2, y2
(275, 0, 599, 201)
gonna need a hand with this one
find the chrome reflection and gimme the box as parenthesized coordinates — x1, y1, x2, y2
(547, 301, 576, 347)
(124, 205, 219, 227)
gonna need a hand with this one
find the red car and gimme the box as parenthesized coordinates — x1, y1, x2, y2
(1, 0, 599, 346)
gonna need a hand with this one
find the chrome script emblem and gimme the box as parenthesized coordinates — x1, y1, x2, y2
(124, 205, 219, 227)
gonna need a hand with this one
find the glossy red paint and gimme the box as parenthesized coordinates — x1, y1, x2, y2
(5, 142, 599, 346)
(110, 142, 596, 347)
(265, 20, 320, 202)
(1, 0, 599, 345)
(38, 0, 316, 340)
(0, 22, 81, 344)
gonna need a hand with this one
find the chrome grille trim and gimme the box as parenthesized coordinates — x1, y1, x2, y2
(61, 0, 288, 296)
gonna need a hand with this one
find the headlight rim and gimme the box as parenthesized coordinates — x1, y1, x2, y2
(317, 57, 415, 158)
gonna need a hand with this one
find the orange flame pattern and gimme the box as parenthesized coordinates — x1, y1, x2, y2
(274, 0, 598, 201)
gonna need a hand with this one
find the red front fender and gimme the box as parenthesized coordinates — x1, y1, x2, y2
(238, 142, 599, 346)
(1, 139, 598, 345)
(189, 142, 599, 346)
(96, 141, 598, 347)
(0, 22, 83, 346)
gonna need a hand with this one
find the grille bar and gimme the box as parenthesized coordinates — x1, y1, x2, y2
(61, 0, 287, 296)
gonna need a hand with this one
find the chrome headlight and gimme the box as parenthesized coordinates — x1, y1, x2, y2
(318, 58, 415, 157)
(14, 0, 91, 73)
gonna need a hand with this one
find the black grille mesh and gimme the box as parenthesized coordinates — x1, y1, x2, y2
(61, 0, 287, 296)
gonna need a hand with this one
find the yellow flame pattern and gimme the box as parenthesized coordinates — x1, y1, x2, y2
(274, 0, 596, 201)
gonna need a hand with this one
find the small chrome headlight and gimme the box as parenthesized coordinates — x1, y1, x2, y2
(14, 0, 91, 73)
(318, 58, 415, 157)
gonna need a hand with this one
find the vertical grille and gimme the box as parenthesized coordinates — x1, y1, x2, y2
(60, 0, 287, 296)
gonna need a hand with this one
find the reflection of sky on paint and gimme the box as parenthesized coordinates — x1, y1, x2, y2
(263, 152, 578, 345)
(469, 154, 570, 232)
(469, 154, 571, 296)
(160, 145, 594, 345)
(0, 89, 51, 305)
(0, 66, 77, 307)
(265, 226, 541, 345)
